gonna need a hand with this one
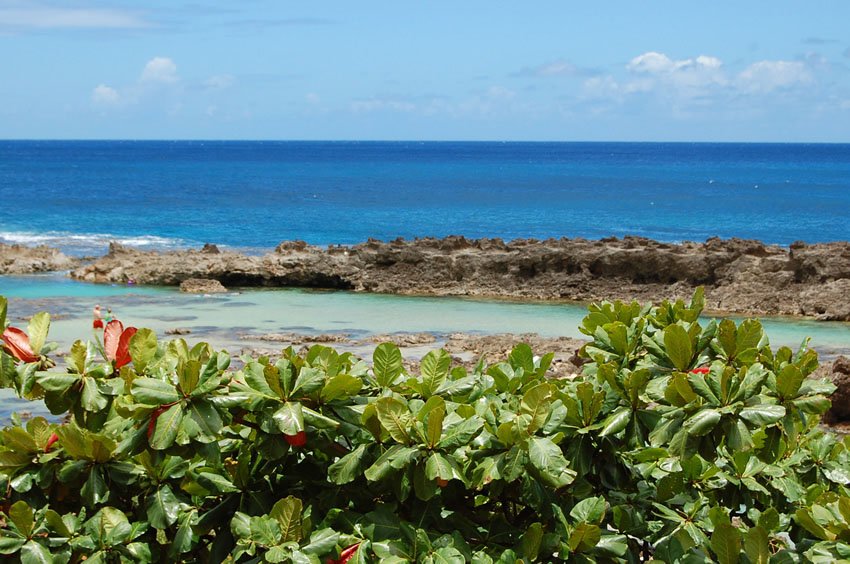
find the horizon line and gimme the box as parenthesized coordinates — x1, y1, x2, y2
(1, 138, 850, 145)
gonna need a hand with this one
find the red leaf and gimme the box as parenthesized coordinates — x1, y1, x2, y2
(147, 403, 174, 440)
(1, 327, 39, 363)
(44, 432, 59, 453)
(115, 327, 137, 369)
(284, 431, 307, 447)
(103, 319, 124, 362)
(327, 543, 360, 564)
(689, 367, 710, 375)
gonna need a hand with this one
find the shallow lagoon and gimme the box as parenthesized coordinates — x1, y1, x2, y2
(2, 273, 849, 419)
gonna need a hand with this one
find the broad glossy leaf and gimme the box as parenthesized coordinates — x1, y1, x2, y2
(132, 378, 181, 405)
(9, 501, 33, 536)
(19, 541, 51, 564)
(570, 497, 606, 524)
(129, 328, 157, 373)
(272, 402, 305, 435)
(599, 407, 631, 437)
(321, 374, 362, 402)
(744, 526, 769, 564)
(710, 523, 741, 564)
(150, 403, 184, 450)
(270, 496, 302, 543)
(739, 404, 785, 426)
(375, 397, 413, 445)
(146, 484, 180, 529)
(328, 444, 369, 485)
(683, 408, 721, 436)
(519, 382, 552, 434)
(420, 349, 451, 397)
(373, 342, 403, 387)
(528, 436, 575, 488)
(664, 324, 694, 371)
(26, 312, 50, 355)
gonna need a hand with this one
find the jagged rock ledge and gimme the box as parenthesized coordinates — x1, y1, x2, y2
(42, 235, 850, 321)
(0, 243, 78, 275)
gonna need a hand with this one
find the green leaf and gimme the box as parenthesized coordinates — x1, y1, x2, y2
(129, 328, 157, 373)
(420, 349, 451, 397)
(570, 497, 606, 524)
(375, 397, 413, 445)
(270, 496, 302, 543)
(321, 374, 362, 402)
(82, 466, 109, 505)
(373, 342, 403, 387)
(776, 364, 804, 398)
(132, 378, 181, 405)
(302, 528, 340, 555)
(37, 372, 80, 393)
(146, 484, 180, 529)
(93, 507, 132, 545)
(509, 343, 535, 373)
(150, 403, 184, 450)
(425, 406, 445, 448)
(438, 416, 483, 450)
(26, 312, 50, 355)
(328, 444, 369, 485)
(683, 408, 721, 436)
(710, 523, 741, 564)
(519, 522, 542, 561)
(272, 402, 305, 435)
(425, 452, 463, 482)
(739, 405, 785, 426)
(519, 382, 552, 434)
(744, 526, 769, 564)
(568, 522, 601, 553)
(599, 407, 631, 437)
(9, 501, 34, 537)
(20, 541, 52, 564)
(187, 399, 223, 440)
(81, 376, 109, 412)
(527, 436, 575, 488)
(664, 324, 694, 371)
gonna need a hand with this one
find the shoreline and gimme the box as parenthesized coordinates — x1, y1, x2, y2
(2, 234, 850, 322)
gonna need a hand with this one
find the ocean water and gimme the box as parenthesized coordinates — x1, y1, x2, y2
(1, 141, 849, 254)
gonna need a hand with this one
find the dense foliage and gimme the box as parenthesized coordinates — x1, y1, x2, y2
(0, 289, 847, 563)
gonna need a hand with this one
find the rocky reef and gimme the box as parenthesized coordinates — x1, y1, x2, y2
(0, 243, 78, 275)
(0, 235, 844, 321)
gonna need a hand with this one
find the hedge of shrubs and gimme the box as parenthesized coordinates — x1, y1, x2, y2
(0, 289, 848, 563)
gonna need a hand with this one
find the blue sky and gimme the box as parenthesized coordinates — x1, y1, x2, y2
(2, 1, 849, 141)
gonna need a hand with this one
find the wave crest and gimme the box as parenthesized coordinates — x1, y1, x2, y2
(0, 231, 188, 255)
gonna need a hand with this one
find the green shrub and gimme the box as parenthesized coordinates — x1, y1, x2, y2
(0, 289, 847, 563)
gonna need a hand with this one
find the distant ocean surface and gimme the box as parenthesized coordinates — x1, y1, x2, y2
(1, 140, 848, 255)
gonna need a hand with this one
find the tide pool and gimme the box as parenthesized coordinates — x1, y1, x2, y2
(1, 274, 848, 354)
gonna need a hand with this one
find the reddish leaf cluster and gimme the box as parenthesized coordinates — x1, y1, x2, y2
(1, 326, 39, 363)
(104, 319, 137, 370)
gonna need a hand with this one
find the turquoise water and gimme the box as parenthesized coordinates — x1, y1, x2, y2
(1, 274, 848, 352)
(2, 274, 848, 420)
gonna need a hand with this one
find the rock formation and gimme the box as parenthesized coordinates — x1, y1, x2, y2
(0, 235, 844, 321)
(0, 243, 78, 275)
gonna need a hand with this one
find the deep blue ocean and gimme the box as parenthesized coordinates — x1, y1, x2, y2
(1, 141, 848, 254)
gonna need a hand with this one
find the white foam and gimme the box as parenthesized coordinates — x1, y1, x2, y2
(0, 230, 188, 254)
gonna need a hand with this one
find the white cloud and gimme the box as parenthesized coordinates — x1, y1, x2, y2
(513, 59, 579, 78)
(91, 84, 120, 105)
(140, 57, 179, 84)
(0, 4, 148, 29)
(628, 52, 723, 77)
(204, 74, 234, 89)
(350, 97, 416, 113)
(737, 60, 812, 93)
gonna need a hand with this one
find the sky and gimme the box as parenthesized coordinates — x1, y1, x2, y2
(1, 1, 850, 141)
